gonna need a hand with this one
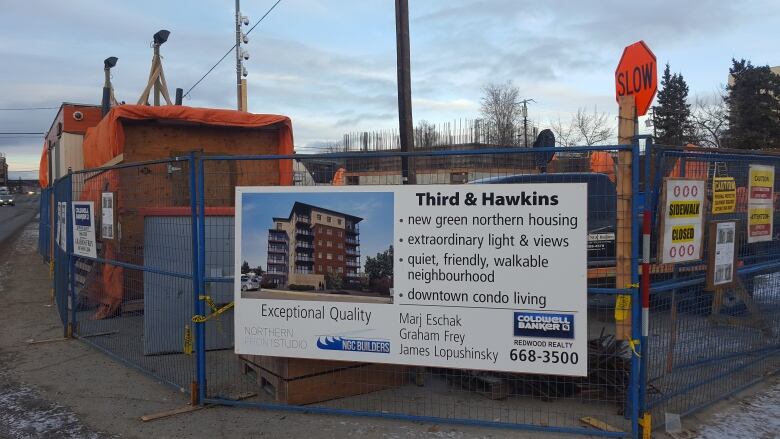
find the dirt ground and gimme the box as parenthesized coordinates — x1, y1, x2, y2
(0, 221, 551, 439)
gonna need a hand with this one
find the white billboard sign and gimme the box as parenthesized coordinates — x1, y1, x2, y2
(235, 184, 588, 376)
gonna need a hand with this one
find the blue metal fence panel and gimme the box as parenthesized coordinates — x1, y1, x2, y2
(645, 146, 780, 428)
(40, 144, 780, 437)
(38, 188, 51, 262)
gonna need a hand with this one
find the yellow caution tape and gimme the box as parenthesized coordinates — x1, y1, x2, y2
(183, 325, 193, 355)
(639, 413, 652, 439)
(628, 338, 641, 358)
(192, 295, 234, 324)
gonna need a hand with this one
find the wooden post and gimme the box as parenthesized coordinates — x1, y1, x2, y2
(240, 79, 248, 112)
(615, 95, 636, 340)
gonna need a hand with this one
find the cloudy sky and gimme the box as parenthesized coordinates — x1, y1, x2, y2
(1, 0, 779, 179)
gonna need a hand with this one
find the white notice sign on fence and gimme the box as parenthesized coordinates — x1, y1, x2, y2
(660, 179, 706, 264)
(57, 202, 67, 250)
(234, 184, 588, 376)
(72, 201, 96, 258)
(101, 192, 114, 240)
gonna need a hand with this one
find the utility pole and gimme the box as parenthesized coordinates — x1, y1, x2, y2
(519, 98, 535, 147)
(235, 0, 243, 111)
(234, 1, 250, 111)
(395, 0, 415, 184)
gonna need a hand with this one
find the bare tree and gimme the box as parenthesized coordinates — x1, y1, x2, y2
(549, 116, 579, 147)
(414, 120, 437, 148)
(573, 107, 614, 146)
(480, 81, 522, 146)
(690, 92, 728, 148)
(549, 107, 615, 147)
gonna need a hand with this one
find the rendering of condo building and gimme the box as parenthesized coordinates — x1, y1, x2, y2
(266, 202, 362, 288)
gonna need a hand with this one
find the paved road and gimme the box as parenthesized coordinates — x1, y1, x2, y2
(0, 194, 40, 247)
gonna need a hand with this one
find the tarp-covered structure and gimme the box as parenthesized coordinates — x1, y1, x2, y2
(40, 105, 295, 318)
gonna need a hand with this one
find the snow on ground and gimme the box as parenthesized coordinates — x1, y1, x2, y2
(0, 379, 107, 439)
(693, 380, 780, 439)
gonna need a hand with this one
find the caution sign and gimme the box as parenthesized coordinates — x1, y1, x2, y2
(660, 179, 705, 264)
(747, 164, 774, 243)
(748, 205, 773, 243)
(748, 165, 774, 202)
(712, 177, 736, 214)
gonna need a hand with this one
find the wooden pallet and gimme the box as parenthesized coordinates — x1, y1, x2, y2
(240, 357, 407, 405)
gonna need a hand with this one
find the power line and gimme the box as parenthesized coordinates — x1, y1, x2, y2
(0, 107, 58, 111)
(183, 0, 283, 98)
(0, 132, 44, 135)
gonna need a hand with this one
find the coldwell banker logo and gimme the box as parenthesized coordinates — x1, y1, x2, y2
(514, 312, 574, 339)
(316, 336, 391, 354)
(74, 205, 91, 227)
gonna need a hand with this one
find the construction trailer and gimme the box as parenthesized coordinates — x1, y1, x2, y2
(42, 103, 104, 184)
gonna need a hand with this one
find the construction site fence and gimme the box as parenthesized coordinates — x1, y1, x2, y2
(644, 145, 780, 429)
(42, 141, 780, 438)
(38, 187, 52, 263)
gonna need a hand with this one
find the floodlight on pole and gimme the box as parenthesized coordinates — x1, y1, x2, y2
(104, 56, 118, 69)
(153, 30, 170, 46)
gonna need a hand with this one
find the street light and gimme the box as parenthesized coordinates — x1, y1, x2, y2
(153, 29, 170, 46)
(102, 56, 119, 116)
(104, 56, 118, 69)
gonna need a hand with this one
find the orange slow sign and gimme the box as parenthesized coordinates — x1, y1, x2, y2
(615, 40, 657, 116)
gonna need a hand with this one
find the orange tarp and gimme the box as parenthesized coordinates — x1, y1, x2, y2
(73, 105, 295, 318)
(38, 143, 48, 187)
(81, 104, 294, 184)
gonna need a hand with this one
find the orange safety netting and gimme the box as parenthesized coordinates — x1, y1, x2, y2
(668, 144, 709, 180)
(81, 104, 294, 182)
(332, 168, 346, 185)
(589, 151, 616, 183)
